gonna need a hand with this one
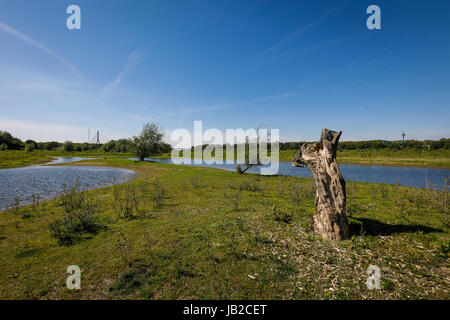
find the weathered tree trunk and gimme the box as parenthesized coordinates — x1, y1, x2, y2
(292, 129, 349, 240)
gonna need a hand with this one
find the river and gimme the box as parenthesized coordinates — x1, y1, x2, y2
(0, 158, 136, 210)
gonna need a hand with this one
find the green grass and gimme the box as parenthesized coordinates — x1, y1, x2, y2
(2, 148, 449, 169)
(0, 150, 135, 168)
(0, 158, 448, 299)
(168, 148, 450, 169)
(280, 149, 450, 168)
(0, 150, 174, 169)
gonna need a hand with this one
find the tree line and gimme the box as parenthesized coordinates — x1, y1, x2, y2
(189, 138, 450, 154)
(2, 128, 449, 154)
(279, 139, 450, 151)
(0, 123, 172, 159)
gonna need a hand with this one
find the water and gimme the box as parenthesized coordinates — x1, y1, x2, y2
(1, 156, 447, 211)
(44, 157, 98, 165)
(0, 158, 137, 210)
(143, 158, 449, 190)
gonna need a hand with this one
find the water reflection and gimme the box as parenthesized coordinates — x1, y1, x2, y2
(142, 158, 449, 190)
(0, 158, 136, 210)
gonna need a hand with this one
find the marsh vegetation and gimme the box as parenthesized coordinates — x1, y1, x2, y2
(0, 159, 448, 299)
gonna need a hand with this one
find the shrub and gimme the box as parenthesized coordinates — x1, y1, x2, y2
(24, 143, 34, 152)
(151, 179, 166, 208)
(0, 143, 7, 151)
(58, 179, 89, 212)
(48, 205, 102, 245)
(63, 141, 74, 152)
(113, 183, 139, 219)
(268, 205, 293, 223)
(0, 130, 23, 150)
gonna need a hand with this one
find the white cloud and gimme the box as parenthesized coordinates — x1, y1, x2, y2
(0, 21, 80, 78)
(101, 51, 142, 99)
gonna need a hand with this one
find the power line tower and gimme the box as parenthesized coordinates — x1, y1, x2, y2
(88, 129, 100, 144)
(402, 130, 406, 142)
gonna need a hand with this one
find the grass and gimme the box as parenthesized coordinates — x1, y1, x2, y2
(0, 158, 448, 299)
(0, 150, 136, 168)
(2, 148, 449, 169)
(280, 149, 450, 169)
(170, 148, 450, 169)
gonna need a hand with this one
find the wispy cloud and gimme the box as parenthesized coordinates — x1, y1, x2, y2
(347, 39, 405, 68)
(0, 21, 80, 78)
(101, 51, 142, 100)
(261, 1, 346, 56)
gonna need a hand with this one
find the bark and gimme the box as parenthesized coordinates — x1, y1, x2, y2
(292, 129, 349, 240)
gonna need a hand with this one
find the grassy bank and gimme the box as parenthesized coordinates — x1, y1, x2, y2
(0, 150, 135, 168)
(280, 149, 450, 169)
(171, 148, 450, 169)
(1, 148, 449, 169)
(0, 158, 448, 299)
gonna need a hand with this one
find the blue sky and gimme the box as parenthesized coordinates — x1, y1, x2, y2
(0, 0, 449, 143)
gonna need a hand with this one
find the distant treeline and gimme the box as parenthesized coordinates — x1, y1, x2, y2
(280, 139, 450, 151)
(186, 138, 450, 153)
(0, 131, 172, 153)
(2, 130, 448, 153)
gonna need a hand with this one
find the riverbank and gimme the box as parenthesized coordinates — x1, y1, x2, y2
(296, 149, 450, 169)
(0, 158, 448, 299)
(169, 149, 450, 169)
(1, 149, 449, 169)
(0, 150, 135, 169)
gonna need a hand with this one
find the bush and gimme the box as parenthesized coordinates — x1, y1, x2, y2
(0, 143, 7, 151)
(0, 131, 23, 150)
(48, 206, 102, 245)
(58, 179, 90, 212)
(63, 141, 74, 152)
(24, 143, 35, 152)
(43, 141, 61, 150)
(268, 205, 293, 223)
(151, 179, 166, 208)
(50, 180, 102, 245)
(113, 183, 139, 219)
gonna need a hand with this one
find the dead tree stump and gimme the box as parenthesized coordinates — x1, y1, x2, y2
(292, 129, 349, 240)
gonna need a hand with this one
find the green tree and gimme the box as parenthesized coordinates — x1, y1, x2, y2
(24, 143, 34, 152)
(63, 141, 74, 152)
(131, 123, 165, 161)
(0, 131, 23, 150)
(25, 139, 38, 149)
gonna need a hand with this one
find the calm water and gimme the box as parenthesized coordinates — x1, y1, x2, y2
(0, 158, 137, 210)
(144, 158, 449, 190)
